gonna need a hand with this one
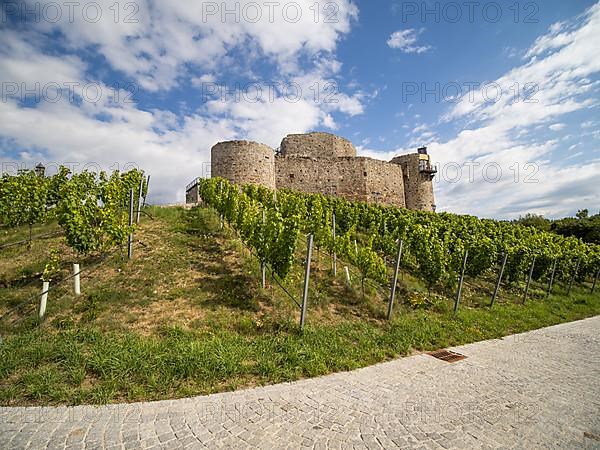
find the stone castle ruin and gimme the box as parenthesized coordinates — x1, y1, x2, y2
(187, 132, 437, 211)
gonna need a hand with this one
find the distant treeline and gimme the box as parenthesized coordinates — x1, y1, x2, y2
(514, 210, 600, 244)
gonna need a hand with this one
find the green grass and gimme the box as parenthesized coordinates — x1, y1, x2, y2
(0, 222, 61, 247)
(0, 205, 599, 406)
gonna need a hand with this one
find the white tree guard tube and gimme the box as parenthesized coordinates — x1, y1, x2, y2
(39, 281, 49, 319)
(73, 264, 81, 296)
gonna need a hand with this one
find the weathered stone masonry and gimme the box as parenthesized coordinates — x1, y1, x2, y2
(188, 132, 436, 211)
(211, 141, 275, 190)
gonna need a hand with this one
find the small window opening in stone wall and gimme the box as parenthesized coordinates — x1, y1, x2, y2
(289, 174, 295, 180)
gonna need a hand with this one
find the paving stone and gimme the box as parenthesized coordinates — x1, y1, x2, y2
(1, 317, 600, 449)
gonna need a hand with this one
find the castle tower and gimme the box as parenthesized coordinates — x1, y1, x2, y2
(195, 133, 437, 212)
(274, 132, 406, 207)
(390, 147, 436, 211)
(279, 132, 356, 158)
(211, 140, 276, 189)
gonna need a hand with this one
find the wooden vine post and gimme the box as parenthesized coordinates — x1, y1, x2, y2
(567, 258, 580, 296)
(332, 213, 337, 276)
(127, 188, 134, 259)
(592, 268, 600, 294)
(490, 253, 508, 308)
(142, 175, 150, 207)
(387, 239, 404, 320)
(454, 249, 468, 314)
(546, 258, 557, 298)
(219, 180, 224, 230)
(300, 234, 314, 330)
(136, 175, 144, 224)
(523, 255, 536, 303)
(261, 209, 266, 289)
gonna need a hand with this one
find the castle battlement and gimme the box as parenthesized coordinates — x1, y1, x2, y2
(187, 132, 436, 212)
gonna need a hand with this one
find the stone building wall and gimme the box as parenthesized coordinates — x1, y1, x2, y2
(186, 185, 199, 204)
(275, 156, 406, 207)
(363, 158, 406, 207)
(275, 156, 370, 202)
(203, 133, 435, 211)
(275, 156, 339, 195)
(335, 158, 369, 203)
(211, 141, 275, 189)
(279, 132, 356, 159)
(391, 154, 436, 211)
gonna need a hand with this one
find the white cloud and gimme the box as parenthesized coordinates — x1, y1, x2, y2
(387, 29, 431, 54)
(0, 58, 353, 202)
(565, 151, 584, 159)
(0, 1, 367, 203)
(524, 20, 573, 59)
(191, 74, 217, 86)
(322, 114, 337, 129)
(26, 0, 359, 91)
(434, 3, 600, 218)
(364, 2, 600, 218)
(0, 29, 86, 87)
(502, 46, 520, 59)
(412, 124, 428, 134)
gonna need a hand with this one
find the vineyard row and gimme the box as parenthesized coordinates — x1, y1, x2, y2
(0, 166, 148, 260)
(198, 178, 600, 297)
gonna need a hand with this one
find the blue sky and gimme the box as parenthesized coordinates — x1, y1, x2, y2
(1, 0, 599, 218)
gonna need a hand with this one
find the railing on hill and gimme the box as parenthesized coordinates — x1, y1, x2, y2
(186, 177, 201, 193)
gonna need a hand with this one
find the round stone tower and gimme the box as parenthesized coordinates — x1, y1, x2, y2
(390, 149, 436, 212)
(211, 140, 276, 189)
(279, 132, 356, 159)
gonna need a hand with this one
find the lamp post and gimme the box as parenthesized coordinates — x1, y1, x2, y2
(34, 163, 45, 177)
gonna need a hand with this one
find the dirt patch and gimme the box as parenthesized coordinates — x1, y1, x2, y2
(116, 298, 207, 335)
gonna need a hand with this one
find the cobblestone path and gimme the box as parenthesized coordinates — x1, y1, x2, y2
(1, 317, 599, 449)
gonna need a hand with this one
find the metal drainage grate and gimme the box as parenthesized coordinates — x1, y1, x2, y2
(427, 349, 467, 363)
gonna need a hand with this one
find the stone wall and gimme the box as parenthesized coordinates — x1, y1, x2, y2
(186, 185, 199, 204)
(391, 154, 436, 211)
(211, 141, 276, 189)
(275, 156, 406, 207)
(279, 132, 356, 159)
(364, 158, 406, 207)
(275, 156, 341, 195)
(335, 158, 369, 203)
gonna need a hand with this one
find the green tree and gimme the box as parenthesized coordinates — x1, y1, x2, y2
(513, 213, 551, 232)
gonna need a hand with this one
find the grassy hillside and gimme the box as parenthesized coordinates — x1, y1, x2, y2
(1, 206, 599, 406)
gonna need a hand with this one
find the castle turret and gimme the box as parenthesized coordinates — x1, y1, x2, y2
(211, 140, 276, 189)
(390, 147, 436, 211)
(279, 132, 356, 159)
